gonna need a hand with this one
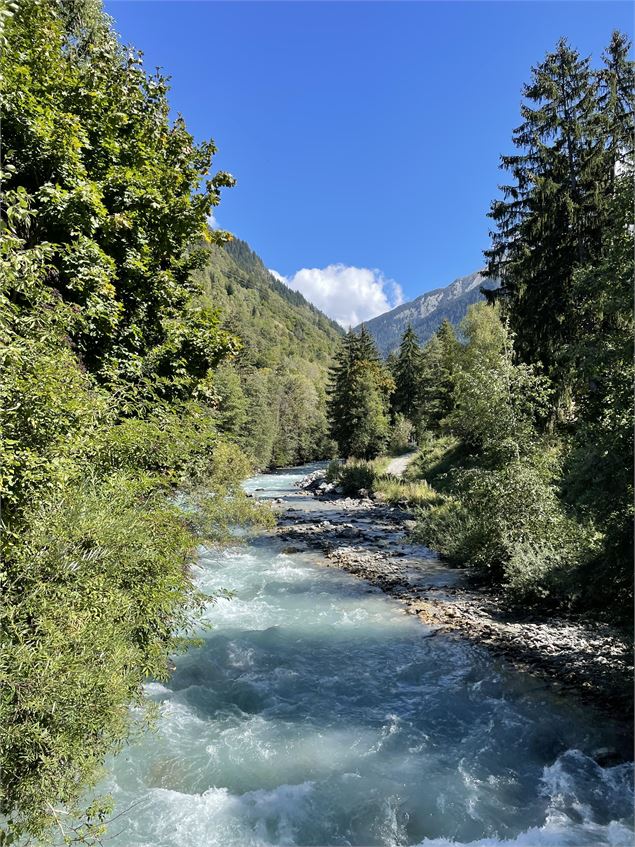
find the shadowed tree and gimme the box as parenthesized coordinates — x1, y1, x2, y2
(392, 324, 423, 424)
(485, 39, 607, 377)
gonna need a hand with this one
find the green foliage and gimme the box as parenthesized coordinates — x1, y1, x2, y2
(239, 371, 278, 469)
(200, 239, 341, 370)
(486, 33, 633, 380)
(335, 460, 377, 496)
(2, 0, 236, 384)
(412, 295, 629, 614)
(195, 240, 341, 468)
(415, 458, 592, 603)
(388, 413, 415, 456)
(0, 2, 273, 843)
(270, 373, 331, 467)
(346, 364, 391, 459)
(418, 319, 460, 430)
(327, 454, 438, 508)
(411, 307, 598, 610)
(0, 389, 270, 845)
(327, 327, 393, 459)
(449, 306, 552, 462)
(391, 324, 422, 423)
(409, 433, 475, 492)
(325, 459, 342, 483)
(212, 363, 249, 437)
(558, 175, 634, 616)
(2, 480, 199, 841)
(410, 35, 634, 625)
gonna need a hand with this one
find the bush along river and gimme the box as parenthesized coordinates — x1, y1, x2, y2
(104, 464, 634, 847)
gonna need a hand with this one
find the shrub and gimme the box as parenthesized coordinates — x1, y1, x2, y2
(413, 498, 474, 563)
(0, 442, 271, 844)
(414, 454, 594, 606)
(337, 460, 377, 496)
(325, 459, 342, 483)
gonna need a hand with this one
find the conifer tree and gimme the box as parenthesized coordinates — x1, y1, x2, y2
(355, 323, 381, 363)
(385, 350, 399, 375)
(485, 39, 606, 371)
(419, 320, 460, 428)
(598, 32, 635, 179)
(346, 363, 391, 458)
(561, 171, 634, 607)
(393, 324, 423, 423)
(327, 330, 358, 454)
(327, 328, 392, 458)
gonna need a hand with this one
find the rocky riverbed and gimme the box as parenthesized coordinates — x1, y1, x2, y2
(272, 469, 634, 728)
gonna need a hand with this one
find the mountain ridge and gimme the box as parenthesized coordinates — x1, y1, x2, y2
(357, 270, 499, 355)
(191, 236, 343, 468)
(223, 239, 344, 337)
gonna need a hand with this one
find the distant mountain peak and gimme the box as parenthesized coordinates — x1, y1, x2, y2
(356, 270, 498, 355)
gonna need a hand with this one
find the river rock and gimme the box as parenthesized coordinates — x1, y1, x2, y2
(281, 468, 634, 723)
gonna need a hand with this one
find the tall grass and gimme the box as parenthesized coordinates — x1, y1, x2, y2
(374, 477, 440, 507)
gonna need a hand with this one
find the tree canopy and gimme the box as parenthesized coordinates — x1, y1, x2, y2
(0, 1, 271, 841)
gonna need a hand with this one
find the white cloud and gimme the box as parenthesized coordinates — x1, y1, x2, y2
(268, 269, 287, 284)
(207, 211, 218, 229)
(269, 264, 404, 328)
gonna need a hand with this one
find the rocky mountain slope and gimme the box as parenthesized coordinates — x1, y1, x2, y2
(358, 271, 499, 355)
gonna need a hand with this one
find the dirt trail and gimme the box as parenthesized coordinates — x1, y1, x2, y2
(384, 451, 418, 477)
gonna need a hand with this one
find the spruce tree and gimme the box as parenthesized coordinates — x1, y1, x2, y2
(346, 364, 391, 458)
(327, 328, 392, 458)
(598, 31, 634, 180)
(327, 331, 358, 455)
(485, 38, 606, 371)
(393, 324, 423, 423)
(419, 320, 460, 429)
(355, 323, 381, 363)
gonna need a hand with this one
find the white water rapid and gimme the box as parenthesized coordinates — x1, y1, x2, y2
(104, 465, 634, 847)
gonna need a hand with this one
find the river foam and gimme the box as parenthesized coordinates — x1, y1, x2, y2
(103, 465, 634, 846)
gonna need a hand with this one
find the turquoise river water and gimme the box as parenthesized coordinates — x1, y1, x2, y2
(105, 465, 634, 847)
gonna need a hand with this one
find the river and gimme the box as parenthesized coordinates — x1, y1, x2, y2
(104, 464, 634, 846)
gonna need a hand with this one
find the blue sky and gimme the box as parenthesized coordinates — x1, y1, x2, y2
(106, 0, 632, 324)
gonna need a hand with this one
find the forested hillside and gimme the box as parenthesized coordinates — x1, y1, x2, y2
(359, 271, 499, 355)
(195, 239, 342, 467)
(222, 238, 343, 340)
(328, 33, 634, 629)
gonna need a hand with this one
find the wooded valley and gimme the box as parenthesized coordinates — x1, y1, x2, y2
(0, 0, 632, 843)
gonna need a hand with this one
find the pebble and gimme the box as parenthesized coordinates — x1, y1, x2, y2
(280, 469, 634, 722)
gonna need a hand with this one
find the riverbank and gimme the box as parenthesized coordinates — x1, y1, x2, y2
(102, 463, 634, 846)
(275, 469, 634, 728)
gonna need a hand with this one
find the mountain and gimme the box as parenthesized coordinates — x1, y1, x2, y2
(358, 271, 499, 356)
(199, 238, 343, 367)
(193, 238, 343, 468)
